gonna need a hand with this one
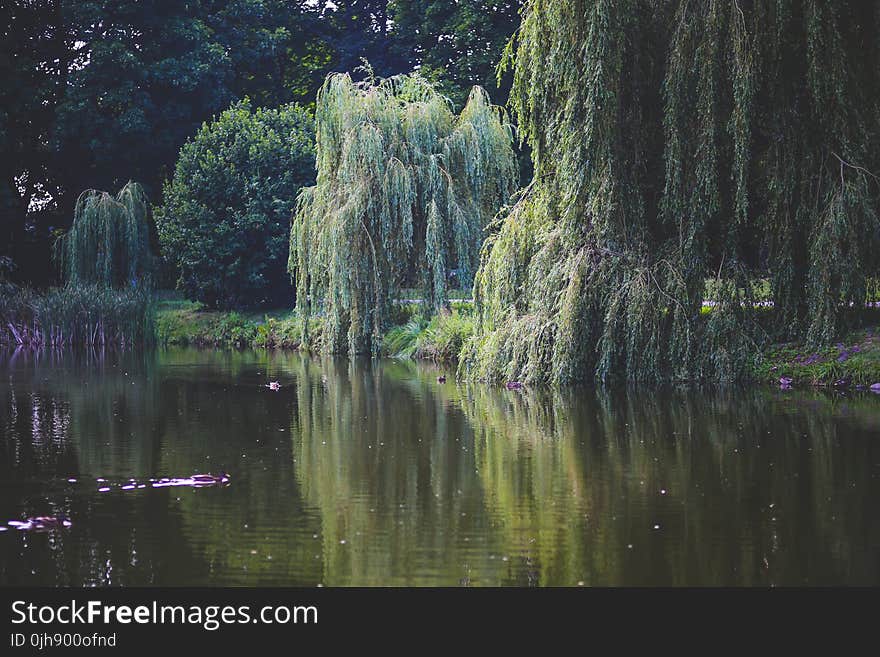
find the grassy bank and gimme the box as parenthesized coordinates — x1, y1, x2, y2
(754, 326, 880, 389)
(155, 296, 321, 350)
(155, 293, 472, 356)
(154, 292, 880, 389)
(382, 305, 474, 362)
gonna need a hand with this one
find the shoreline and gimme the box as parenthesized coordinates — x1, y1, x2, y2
(153, 303, 880, 391)
(4, 292, 876, 390)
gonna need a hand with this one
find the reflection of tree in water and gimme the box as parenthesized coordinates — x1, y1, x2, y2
(1, 347, 160, 477)
(156, 348, 322, 586)
(2, 348, 877, 586)
(464, 385, 879, 585)
(291, 354, 879, 585)
(290, 355, 500, 585)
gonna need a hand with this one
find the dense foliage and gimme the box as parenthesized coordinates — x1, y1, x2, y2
(1, 1, 521, 289)
(462, 0, 880, 384)
(389, 0, 523, 109)
(157, 100, 315, 309)
(290, 72, 516, 355)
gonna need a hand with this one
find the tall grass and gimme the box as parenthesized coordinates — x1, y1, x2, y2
(382, 310, 475, 362)
(0, 283, 154, 348)
(382, 318, 427, 359)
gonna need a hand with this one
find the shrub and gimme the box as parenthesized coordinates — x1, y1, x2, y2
(157, 99, 315, 309)
(382, 308, 475, 363)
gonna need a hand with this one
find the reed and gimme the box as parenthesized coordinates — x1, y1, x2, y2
(0, 283, 155, 348)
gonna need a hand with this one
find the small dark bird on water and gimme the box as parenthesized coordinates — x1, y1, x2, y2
(437, 375, 446, 383)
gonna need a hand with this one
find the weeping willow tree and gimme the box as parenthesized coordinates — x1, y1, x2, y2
(57, 181, 155, 289)
(462, 0, 880, 384)
(289, 71, 517, 356)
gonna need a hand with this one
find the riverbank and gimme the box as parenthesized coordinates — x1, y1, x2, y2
(155, 295, 880, 389)
(755, 326, 880, 390)
(155, 297, 321, 350)
(155, 293, 473, 357)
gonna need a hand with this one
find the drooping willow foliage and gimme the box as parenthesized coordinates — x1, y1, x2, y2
(463, 0, 880, 384)
(290, 72, 517, 356)
(57, 181, 155, 289)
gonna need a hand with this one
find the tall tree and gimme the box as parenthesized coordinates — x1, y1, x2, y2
(464, 0, 880, 384)
(0, 0, 68, 285)
(58, 182, 155, 289)
(316, 0, 402, 77)
(53, 1, 327, 205)
(290, 72, 516, 355)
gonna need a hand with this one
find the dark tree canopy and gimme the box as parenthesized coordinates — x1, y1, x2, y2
(1, 0, 525, 291)
(52, 0, 326, 205)
(157, 100, 315, 309)
(389, 0, 524, 109)
(0, 0, 68, 285)
(463, 0, 880, 384)
(319, 0, 402, 77)
(1, 0, 330, 286)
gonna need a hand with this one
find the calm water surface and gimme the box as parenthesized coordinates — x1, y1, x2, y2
(1, 347, 878, 586)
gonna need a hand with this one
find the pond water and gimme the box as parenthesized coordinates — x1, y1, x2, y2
(1, 347, 878, 586)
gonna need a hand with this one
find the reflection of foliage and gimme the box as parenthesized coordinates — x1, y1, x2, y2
(0, 348, 160, 476)
(0, 348, 176, 586)
(463, 384, 879, 585)
(0, 348, 325, 586)
(289, 356, 483, 584)
(289, 355, 880, 585)
(156, 349, 323, 586)
(2, 349, 878, 586)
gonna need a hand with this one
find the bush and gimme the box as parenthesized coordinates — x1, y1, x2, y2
(156, 99, 315, 310)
